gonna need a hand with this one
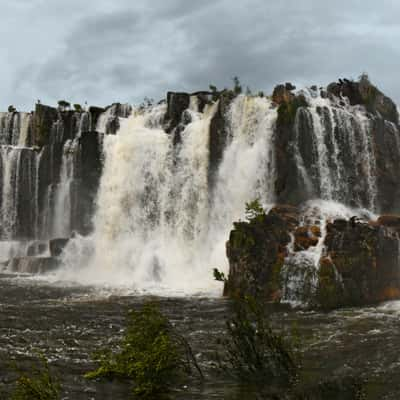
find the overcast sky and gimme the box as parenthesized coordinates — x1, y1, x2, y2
(2, 0, 400, 110)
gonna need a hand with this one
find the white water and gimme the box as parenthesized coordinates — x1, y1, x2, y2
(56, 95, 278, 295)
(297, 90, 378, 211)
(281, 199, 377, 303)
(52, 139, 79, 238)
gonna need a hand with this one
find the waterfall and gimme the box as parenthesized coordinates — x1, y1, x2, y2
(52, 139, 79, 238)
(281, 199, 376, 304)
(0, 86, 397, 298)
(294, 90, 379, 211)
(58, 95, 278, 294)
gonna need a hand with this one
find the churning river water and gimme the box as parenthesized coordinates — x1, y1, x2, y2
(1, 273, 400, 399)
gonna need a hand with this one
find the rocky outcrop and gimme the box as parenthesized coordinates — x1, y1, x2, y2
(224, 205, 299, 300)
(316, 219, 400, 309)
(225, 207, 400, 310)
(327, 76, 398, 124)
(273, 77, 400, 213)
(8, 257, 60, 274)
(49, 238, 69, 257)
(208, 91, 235, 189)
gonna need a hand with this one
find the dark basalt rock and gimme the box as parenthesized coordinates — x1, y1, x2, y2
(327, 76, 398, 124)
(224, 205, 299, 300)
(317, 218, 400, 309)
(225, 208, 400, 310)
(49, 238, 69, 257)
(165, 92, 190, 133)
(32, 104, 58, 147)
(8, 257, 60, 274)
(88, 106, 105, 130)
(76, 131, 102, 235)
(26, 241, 48, 256)
(208, 91, 235, 189)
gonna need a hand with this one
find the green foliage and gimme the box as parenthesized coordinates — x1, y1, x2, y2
(231, 200, 266, 254)
(85, 302, 202, 399)
(73, 103, 83, 112)
(213, 268, 227, 282)
(258, 91, 265, 98)
(209, 84, 219, 101)
(218, 296, 298, 386)
(277, 95, 308, 126)
(232, 76, 242, 95)
(8, 105, 16, 113)
(245, 199, 265, 222)
(10, 356, 60, 400)
(57, 100, 70, 111)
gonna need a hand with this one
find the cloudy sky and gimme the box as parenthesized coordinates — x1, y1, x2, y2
(2, 0, 400, 110)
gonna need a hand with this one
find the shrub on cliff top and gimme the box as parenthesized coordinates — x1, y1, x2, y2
(85, 302, 202, 399)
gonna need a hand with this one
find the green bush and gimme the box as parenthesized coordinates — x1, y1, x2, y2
(85, 302, 202, 398)
(10, 356, 60, 400)
(218, 296, 298, 386)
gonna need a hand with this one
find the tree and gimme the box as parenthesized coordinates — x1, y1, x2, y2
(57, 100, 70, 111)
(73, 104, 83, 112)
(8, 105, 16, 113)
(232, 76, 243, 95)
(85, 302, 202, 398)
(245, 198, 265, 221)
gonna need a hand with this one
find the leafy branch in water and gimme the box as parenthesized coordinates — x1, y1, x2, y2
(217, 295, 298, 388)
(10, 355, 60, 400)
(85, 302, 203, 399)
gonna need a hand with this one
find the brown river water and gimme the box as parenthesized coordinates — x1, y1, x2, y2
(0, 273, 400, 399)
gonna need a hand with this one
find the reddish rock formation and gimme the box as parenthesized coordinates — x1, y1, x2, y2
(225, 207, 400, 310)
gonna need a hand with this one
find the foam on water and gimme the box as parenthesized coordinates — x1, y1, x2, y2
(55, 96, 278, 295)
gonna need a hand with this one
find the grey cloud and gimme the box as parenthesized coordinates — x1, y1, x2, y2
(3, 0, 400, 110)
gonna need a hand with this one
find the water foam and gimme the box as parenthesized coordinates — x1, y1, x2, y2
(56, 96, 278, 295)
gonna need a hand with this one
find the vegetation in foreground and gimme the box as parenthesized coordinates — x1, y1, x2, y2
(85, 302, 203, 399)
(7, 356, 60, 400)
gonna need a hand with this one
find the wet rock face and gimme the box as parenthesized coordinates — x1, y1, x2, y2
(225, 208, 400, 310)
(165, 92, 190, 133)
(8, 257, 60, 274)
(327, 76, 398, 124)
(273, 78, 400, 214)
(318, 219, 400, 309)
(208, 91, 235, 189)
(224, 205, 299, 300)
(49, 238, 69, 257)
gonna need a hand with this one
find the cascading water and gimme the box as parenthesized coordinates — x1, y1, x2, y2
(0, 84, 398, 300)
(52, 139, 79, 238)
(281, 199, 377, 304)
(58, 95, 278, 295)
(294, 89, 379, 210)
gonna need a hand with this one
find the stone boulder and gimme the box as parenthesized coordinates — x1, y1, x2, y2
(327, 76, 398, 124)
(49, 238, 69, 257)
(225, 207, 400, 310)
(316, 218, 400, 309)
(224, 205, 299, 300)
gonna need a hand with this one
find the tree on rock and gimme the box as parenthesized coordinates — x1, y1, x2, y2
(73, 104, 83, 113)
(8, 105, 16, 113)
